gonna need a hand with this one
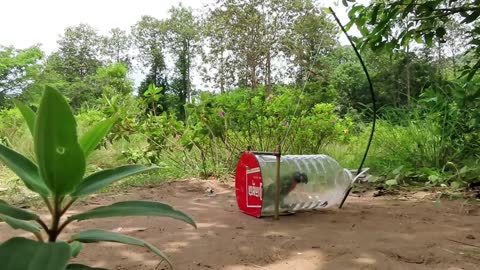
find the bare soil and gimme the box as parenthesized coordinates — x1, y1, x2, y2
(1, 179, 479, 270)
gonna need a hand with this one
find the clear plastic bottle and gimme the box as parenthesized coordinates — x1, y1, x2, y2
(256, 154, 353, 216)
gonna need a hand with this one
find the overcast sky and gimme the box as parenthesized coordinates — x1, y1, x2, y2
(0, 0, 358, 52)
(1, 0, 362, 89)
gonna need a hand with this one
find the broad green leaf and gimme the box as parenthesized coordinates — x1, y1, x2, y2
(0, 214, 41, 234)
(13, 100, 36, 137)
(0, 200, 39, 220)
(71, 229, 172, 268)
(69, 241, 83, 257)
(35, 86, 86, 195)
(69, 200, 196, 228)
(0, 237, 70, 270)
(0, 143, 50, 196)
(71, 165, 158, 198)
(66, 264, 108, 270)
(79, 116, 118, 158)
(385, 179, 398, 186)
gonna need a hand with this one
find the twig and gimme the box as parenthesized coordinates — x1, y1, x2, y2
(36, 218, 50, 234)
(447, 238, 480, 249)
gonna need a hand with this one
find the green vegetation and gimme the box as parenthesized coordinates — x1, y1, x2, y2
(0, 0, 479, 267)
(0, 0, 478, 192)
(0, 87, 195, 269)
(0, 0, 477, 214)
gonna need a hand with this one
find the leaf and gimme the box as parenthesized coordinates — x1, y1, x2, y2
(461, 10, 480, 24)
(79, 116, 118, 158)
(392, 165, 404, 175)
(428, 175, 440, 183)
(385, 179, 398, 186)
(459, 166, 470, 175)
(367, 176, 380, 183)
(0, 214, 41, 234)
(66, 264, 108, 270)
(0, 200, 38, 220)
(71, 229, 172, 268)
(424, 32, 434, 47)
(369, 4, 380, 25)
(13, 100, 36, 137)
(34, 86, 86, 195)
(69, 241, 83, 257)
(0, 143, 50, 196)
(0, 237, 71, 270)
(71, 165, 158, 198)
(450, 181, 463, 190)
(435, 26, 446, 38)
(69, 200, 196, 228)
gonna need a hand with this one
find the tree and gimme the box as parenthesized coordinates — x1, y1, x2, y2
(54, 24, 103, 82)
(202, 0, 339, 93)
(0, 45, 43, 106)
(346, 0, 480, 80)
(132, 16, 169, 114)
(166, 4, 200, 120)
(101, 28, 132, 67)
(282, 4, 338, 85)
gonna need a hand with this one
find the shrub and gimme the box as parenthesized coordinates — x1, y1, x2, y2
(0, 86, 196, 270)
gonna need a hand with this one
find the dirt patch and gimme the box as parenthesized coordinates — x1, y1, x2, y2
(1, 179, 479, 270)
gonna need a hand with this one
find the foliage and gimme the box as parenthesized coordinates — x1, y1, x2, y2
(0, 45, 43, 107)
(346, 0, 480, 79)
(0, 86, 195, 269)
(54, 24, 103, 82)
(202, 0, 339, 91)
(166, 4, 200, 120)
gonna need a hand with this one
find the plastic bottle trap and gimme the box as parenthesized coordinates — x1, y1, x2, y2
(235, 151, 363, 217)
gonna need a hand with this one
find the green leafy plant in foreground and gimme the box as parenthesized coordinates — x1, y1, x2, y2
(0, 86, 196, 270)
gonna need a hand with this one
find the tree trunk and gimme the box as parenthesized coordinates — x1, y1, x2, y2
(266, 49, 272, 96)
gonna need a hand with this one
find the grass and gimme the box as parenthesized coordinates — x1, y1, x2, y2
(1, 107, 479, 202)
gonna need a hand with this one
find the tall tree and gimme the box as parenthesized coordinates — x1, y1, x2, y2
(54, 24, 103, 82)
(282, 3, 338, 85)
(203, 0, 338, 93)
(166, 4, 200, 119)
(101, 28, 132, 67)
(132, 16, 168, 114)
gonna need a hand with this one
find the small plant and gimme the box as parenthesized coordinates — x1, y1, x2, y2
(0, 86, 196, 270)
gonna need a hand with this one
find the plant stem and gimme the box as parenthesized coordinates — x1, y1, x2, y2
(60, 198, 76, 216)
(42, 197, 54, 215)
(57, 219, 74, 235)
(48, 196, 62, 242)
(36, 218, 50, 234)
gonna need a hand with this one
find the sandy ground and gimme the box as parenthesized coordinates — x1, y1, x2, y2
(1, 179, 479, 270)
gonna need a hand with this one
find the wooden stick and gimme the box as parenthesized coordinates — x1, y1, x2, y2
(274, 145, 281, 220)
(447, 238, 480, 249)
